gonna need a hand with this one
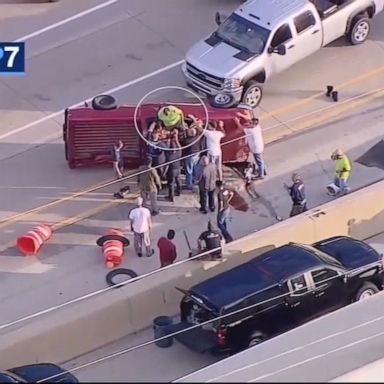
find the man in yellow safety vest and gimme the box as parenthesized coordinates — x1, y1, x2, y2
(158, 105, 185, 130)
(331, 148, 352, 195)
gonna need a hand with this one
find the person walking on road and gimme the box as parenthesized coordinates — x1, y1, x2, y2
(157, 229, 177, 268)
(331, 148, 352, 195)
(234, 115, 267, 179)
(198, 155, 217, 214)
(284, 173, 308, 217)
(204, 120, 225, 181)
(112, 140, 124, 179)
(165, 129, 182, 202)
(129, 197, 154, 257)
(137, 157, 162, 216)
(217, 181, 234, 243)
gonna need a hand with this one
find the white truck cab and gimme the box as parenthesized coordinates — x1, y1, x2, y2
(182, 0, 384, 108)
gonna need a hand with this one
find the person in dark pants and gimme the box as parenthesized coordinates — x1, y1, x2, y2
(165, 130, 182, 202)
(147, 130, 168, 181)
(157, 229, 177, 268)
(197, 221, 223, 260)
(198, 155, 217, 214)
(217, 181, 234, 243)
(183, 127, 203, 189)
(284, 173, 308, 217)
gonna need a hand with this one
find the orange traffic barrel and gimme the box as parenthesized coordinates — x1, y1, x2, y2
(97, 229, 130, 269)
(17, 224, 53, 256)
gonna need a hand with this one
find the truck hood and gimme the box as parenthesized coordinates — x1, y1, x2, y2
(313, 237, 381, 270)
(185, 36, 259, 78)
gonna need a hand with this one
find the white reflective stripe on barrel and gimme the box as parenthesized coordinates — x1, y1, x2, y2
(34, 225, 51, 241)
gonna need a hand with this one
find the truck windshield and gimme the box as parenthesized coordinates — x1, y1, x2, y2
(216, 13, 270, 55)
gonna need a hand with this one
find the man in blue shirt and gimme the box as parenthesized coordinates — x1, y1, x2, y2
(284, 173, 307, 217)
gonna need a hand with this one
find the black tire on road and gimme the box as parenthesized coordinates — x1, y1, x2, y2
(241, 81, 263, 108)
(354, 281, 379, 301)
(106, 268, 138, 288)
(208, 93, 238, 109)
(92, 94, 118, 110)
(347, 15, 371, 45)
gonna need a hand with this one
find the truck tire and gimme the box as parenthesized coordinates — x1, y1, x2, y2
(248, 330, 264, 348)
(91, 94, 118, 110)
(241, 81, 263, 108)
(106, 268, 138, 288)
(347, 15, 371, 45)
(208, 93, 237, 109)
(354, 282, 379, 301)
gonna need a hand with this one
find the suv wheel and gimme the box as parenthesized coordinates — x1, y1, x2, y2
(355, 282, 379, 301)
(347, 15, 371, 45)
(209, 93, 237, 109)
(248, 330, 264, 348)
(242, 81, 263, 108)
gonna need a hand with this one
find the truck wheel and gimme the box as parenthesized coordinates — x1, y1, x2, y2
(208, 93, 237, 109)
(347, 15, 371, 45)
(354, 282, 379, 301)
(242, 81, 263, 108)
(91, 94, 118, 110)
(248, 330, 264, 348)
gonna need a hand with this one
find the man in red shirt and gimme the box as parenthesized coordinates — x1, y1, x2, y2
(157, 230, 177, 268)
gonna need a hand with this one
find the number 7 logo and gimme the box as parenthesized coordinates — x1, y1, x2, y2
(5, 46, 20, 68)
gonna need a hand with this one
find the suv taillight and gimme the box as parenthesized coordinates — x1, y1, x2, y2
(217, 328, 227, 346)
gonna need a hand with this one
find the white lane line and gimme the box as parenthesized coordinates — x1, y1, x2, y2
(14, 0, 120, 42)
(0, 59, 184, 141)
(248, 329, 384, 382)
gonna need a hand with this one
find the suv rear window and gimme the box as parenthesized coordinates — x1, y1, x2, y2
(294, 11, 316, 33)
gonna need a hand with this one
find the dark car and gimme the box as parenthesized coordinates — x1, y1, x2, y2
(0, 363, 78, 383)
(174, 236, 384, 355)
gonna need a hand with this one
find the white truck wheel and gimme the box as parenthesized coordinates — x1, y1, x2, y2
(347, 15, 371, 45)
(242, 81, 263, 108)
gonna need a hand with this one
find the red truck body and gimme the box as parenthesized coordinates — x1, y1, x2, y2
(63, 102, 250, 169)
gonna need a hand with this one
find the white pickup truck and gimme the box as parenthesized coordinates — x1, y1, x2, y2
(182, 0, 384, 108)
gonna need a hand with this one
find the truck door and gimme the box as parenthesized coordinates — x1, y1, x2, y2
(308, 267, 347, 315)
(267, 22, 298, 74)
(321, 0, 363, 46)
(291, 9, 323, 61)
(284, 273, 317, 325)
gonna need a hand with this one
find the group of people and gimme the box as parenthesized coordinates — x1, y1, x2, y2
(119, 103, 353, 267)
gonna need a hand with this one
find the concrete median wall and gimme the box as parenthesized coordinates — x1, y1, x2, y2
(1, 180, 384, 369)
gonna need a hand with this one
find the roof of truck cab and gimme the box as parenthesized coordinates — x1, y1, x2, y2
(190, 244, 322, 310)
(236, 0, 310, 30)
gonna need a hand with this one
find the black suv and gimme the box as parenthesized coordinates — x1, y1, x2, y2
(174, 236, 384, 355)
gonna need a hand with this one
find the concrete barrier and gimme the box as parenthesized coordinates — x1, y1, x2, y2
(1, 180, 384, 369)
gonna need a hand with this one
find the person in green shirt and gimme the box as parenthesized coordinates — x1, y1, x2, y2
(331, 148, 352, 195)
(158, 105, 185, 130)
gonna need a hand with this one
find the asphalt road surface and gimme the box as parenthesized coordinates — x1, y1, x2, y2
(0, 0, 384, 374)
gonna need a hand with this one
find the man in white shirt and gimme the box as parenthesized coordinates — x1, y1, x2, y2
(129, 197, 153, 257)
(235, 115, 267, 179)
(204, 121, 225, 181)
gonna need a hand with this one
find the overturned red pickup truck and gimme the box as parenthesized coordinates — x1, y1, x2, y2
(63, 95, 251, 169)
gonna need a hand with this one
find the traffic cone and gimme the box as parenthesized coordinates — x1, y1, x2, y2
(17, 224, 53, 256)
(97, 229, 130, 268)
